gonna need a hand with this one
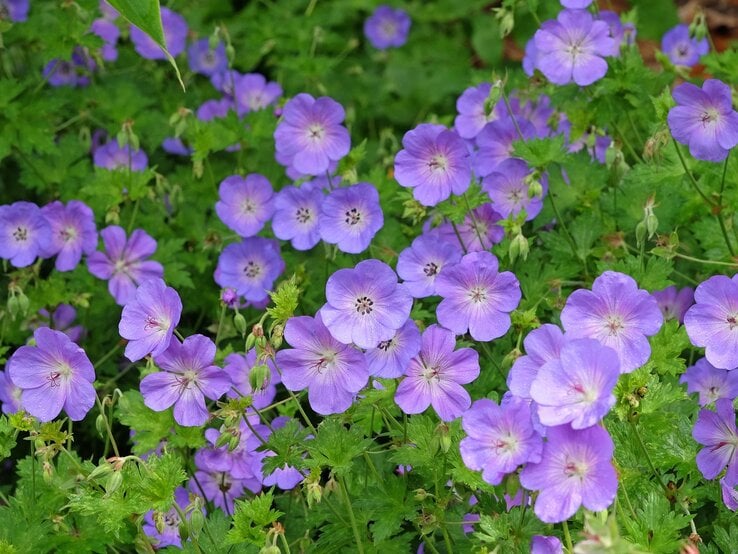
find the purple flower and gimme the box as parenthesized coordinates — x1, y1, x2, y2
(394, 324, 480, 421)
(141, 335, 230, 426)
(523, 38, 538, 77)
(234, 73, 282, 116)
(87, 226, 164, 306)
(531, 338, 619, 429)
(454, 83, 497, 140)
(195, 418, 265, 487)
(196, 98, 233, 121)
(693, 398, 737, 483)
(142, 487, 197, 549)
(435, 251, 521, 342)
(473, 117, 536, 177)
(40, 200, 97, 272)
(190, 469, 247, 515)
(32, 304, 85, 344)
(520, 424, 617, 523)
(722, 478, 738, 510)
(215, 174, 275, 238)
(224, 350, 280, 409)
(531, 535, 564, 554)
(667, 79, 738, 163)
(276, 313, 370, 415)
(482, 159, 546, 221)
(93, 140, 148, 171)
(394, 124, 471, 207)
(272, 184, 324, 251)
(1, 0, 29, 22)
(460, 397, 543, 485)
(365, 319, 421, 378)
(118, 278, 182, 362)
(561, 271, 663, 373)
(214, 237, 285, 303)
(432, 203, 505, 252)
(396, 233, 462, 298)
(533, 9, 616, 86)
(652, 285, 694, 324)
(364, 5, 411, 50)
(319, 183, 383, 254)
(684, 274, 738, 370)
(561, 0, 592, 7)
(43, 49, 96, 87)
(320, 259, 412, 349)
(91, 18, 120, 62)
(162, 137, 192, 156)
(0, 371, 22, 415)
(597, 11, 626, 55)
(187, 39, 227, 77)
(661, 24, 708, 67)
(508, 324, 566, 401)
(6, 327, 96, 422)
(0, 201, 51, 268)
(680, 358, 738, 406)
(274, 93, 350, 176)
(130, 7, 187, 60)
(210, 69, 241, 96)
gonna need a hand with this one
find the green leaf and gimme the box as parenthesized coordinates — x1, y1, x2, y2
(305, 418, 372, 477)
(511, 135, 567, 168)
(225, 491, 283, 546)
(0, 416, 16, 461)
(105, 0, 185, 91)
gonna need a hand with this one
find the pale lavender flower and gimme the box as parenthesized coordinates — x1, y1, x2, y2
(482, 159, 546, 221)
(196, 97, 233, 121)
(364, 319, 421, 378)
(32, 304, 85, 344)
(195, 419, 264, 491)
(187, 39, 227, 77)
(364, 5, 411, 50)
(0, 201, 51, 268)
(0, 371, 22, 415)
(396, 233, 462, 298)
(214, 238, 285, 303)
(561, 0, 592, 7)
(508, 324, 566, 401)
(142, 487, 197, 549)
(474, 117, 536, 177)
(454, 83, 496, 140)
(224, 350, 280, 409)
(394, 324, 480, 421)
(435, 251, 521, 342)
(460, 397, 543, 485)
(234, 73, 282, 116)
(684, 274, 738, 370)
(597, 11, 626, 55)
(162, 137, 192, 156)
(520, 424, 617, 523)
(6, 328, 96, 422)
(190, 469, 247, 515)
(662, 24, 708, 67)
(534, 9, 616, 86)
(668, 79, 738, 163)
(130, 7, 187, 60)
(721, 478, 738, 511)
(394, 123, 472, 206)
(87, 225, 164, 306)
(680, 358, 738, 406)
(432, 203, 504, 252)
(652, 285, 694, 324)
(93, 140, 148, 171)
(320, 259, 412, 349)
(43, 48, 96, 87)
(693, 398, 737, 484)
(274, 93, 350, 176)
(118, 278, 182, 362)
(210, 69, 242, 96)
(560, 271, 663, 373)
(531, 338, 619, 429)
(272, 184, 324, 251)
(531, 535, 564, 554)
(319, 183, 383, 254)
(91, 18, 120, 62)
(276, 313, 370, 415)
(215, 174, 275, 238)
(40, 200, 97, 272)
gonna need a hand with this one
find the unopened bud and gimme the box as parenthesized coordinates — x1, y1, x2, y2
(414, 488, 429, 501)
(42, 461, 55, 483)
(249, 364, 271, 393)
(88, 462, 114, 481)
(252, 323, 264, 338)
(635, 220, 647, 247)
(215, 430, 232, 448)
(259, 547, 280, 554)
(189, 506, 205, 538)
(484, 80, 503, 114)
(270, 324, 284, 349)
(6, 295, 19, 318)
(234, 312, 247, 336)
(228, 433, 241, 452)
(154, 511, 166, 534)
(435, 423, 451, 454)
(509, 233, 529, 263)
(16, 292, 29, 316)
(105, 470, 123, 495)
(527, 178, 543, 199)
(646, 213, 658, 238)
(178, 520, 189, 543)
(95, 414, 106, 438)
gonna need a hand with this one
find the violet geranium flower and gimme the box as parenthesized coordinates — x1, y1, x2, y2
(141, 334, 231, 426)
(319, 183, 383, 254)
(531, 535, 564, 554)
(214, 237, 285, 303)
(0, 201, 51, 268)
(474, 117, 536, 178)
(272, 184, 324, 251)
(435, 251, 521, 342)
(1, 0, 29, 22)
(118, 278, 182, 362)
(454, 82, 496, 140)
(533, 9, 616, 86)
(364, 319, 421, 378)
(684, 274, 738, 370)
(6, 327, 96, 422)
(661, 24, 709, 67)
(224, 350, 280, 409)
(40, 200, 98, 272)
(142, 487, 197, 549)
(693, 398, 738, 484)
(396, 233, 462, 298)
(320, 259, 412, 349)
(680, 357, 738, 407)
(482, 159, 546, 221)
(395, 324, 480, 421)
(507, 324, 566, 401)
(560, 271, 663, 373)
(93, 140, 148, 171)
(87, 225, 164, 306)
(130, 7, 187, 60)
(91, 17, 120, 62)
(0, 370, 22, 415)
(364, 5, 411, 50)
(520, 424, 617, 523)
(234, 73, 282, 116)
(460, 397, 543, 485)
(394, 123, 471, 207)
(432, 203, 505, 252)
(187, 39, 227, 77)
(276, 313, 370, 415)
(215, 174, 275, 238)
(32, 304, 85, 344)
(530, 338, 620, 429)
(652, 285, 694, 324)
(274, 93, 350, 176)
(667, 79, 738, 163)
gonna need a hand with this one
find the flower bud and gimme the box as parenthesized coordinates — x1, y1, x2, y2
(87, 462, 114, 481)
(6, 295, 19, 319)
(646, 213, 658, 239)
(228, 433, 241, 452)
(153, 510, 166, 534)
(105, 470, 123, 495)
(635, 220, 647, 247)
(16, 292, 29, 316)
(95, 414, 106, 438)
(249, 363, 271, 393)
(259, 547, 281, 554)
(414, 488, 429, 501)
(42, 461, 55, 483)
(215, 430, 232, 449)
(221, 287, 238, 308)
(234, 312, 247, 336)
(435, 423, 451, 454)
(189, 506, 205, 538)
(178, 520, 189, 543)
(270, 324, 284, 349)
(509, 233, 529, 263)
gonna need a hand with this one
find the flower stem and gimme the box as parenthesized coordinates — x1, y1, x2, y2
(95, 393, 120, 458)
(629, 420, 666, 491)
(339, 475, 365, 554)
(214, 303, 227, 346)
(562, 520, 573, 553)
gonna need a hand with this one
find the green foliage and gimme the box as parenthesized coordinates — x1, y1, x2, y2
(0, 416, 17, 461)
(225, 490, 283, 546)
(305, 418, 372, 477)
